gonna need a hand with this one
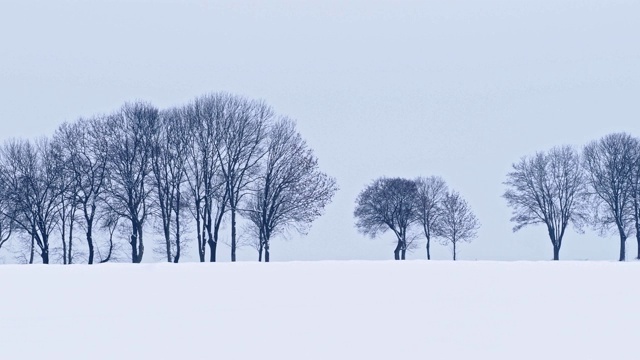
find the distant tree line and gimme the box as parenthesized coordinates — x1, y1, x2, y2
(353, 176, 480, 260)
(0, 93, 337, 264)
(503, 132, 640, 261)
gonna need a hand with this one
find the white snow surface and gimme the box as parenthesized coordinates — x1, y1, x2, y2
(1, 261, 638, 359)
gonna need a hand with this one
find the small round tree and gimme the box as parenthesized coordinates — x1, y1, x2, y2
(354, 177, 418, 260)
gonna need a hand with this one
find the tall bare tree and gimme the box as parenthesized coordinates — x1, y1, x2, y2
(244, 118, 337, 262)
(102, 102, 159, 263)
(503, 145, 587, 260)
(354, 177, 418, 260)
(56, 117, 110, 264)
(0, 180, 14, 252)
(628, 139, 640, 259)
(183, 94, 227, 262)
(216, 95, 272, 262)
(0, 139, 64, 264)
(415, 176, 447, 260)
(53, 136, 78, 265)
(583, 133, 637, 261)
(151, 108, 189, 263)
(437, 191, 479, 260)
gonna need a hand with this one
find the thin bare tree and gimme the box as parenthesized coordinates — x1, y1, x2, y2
(0, 180, 14, 252)
(627, 139, 640, 259)
(151, 108, 189, 263)
(183, 94, 227, 262)
(0, 138, 64, 264)
(438, 191, 479, 260)
(55, 118, 110, 264)
(52, 126, 83, 264)
(354, 177, 418, 260)
(583, 133, 637, 261)
(503, 145, 587, 260)
(67, 118, 110, 263)
(244, 118, 337, 262)
(216, 95, 272, 262)
(102, 102, 159, 263)
(415, 176, 448, 260)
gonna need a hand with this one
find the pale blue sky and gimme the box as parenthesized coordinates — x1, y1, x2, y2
(1, 0, 639, 261)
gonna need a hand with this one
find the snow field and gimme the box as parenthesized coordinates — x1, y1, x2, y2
(1, 261, 638, 359)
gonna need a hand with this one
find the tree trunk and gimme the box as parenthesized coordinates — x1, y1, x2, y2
(41, 235, 49, 264)
(208, 238, 217, 262)
(636, 231, 640, 260)
(87, 224, 94, 265)
(393, 241, 401, 260)
(131, 218, 139, 263)
(206, 226, 215, 262)
(137, 227, 144, 263)
(231, 208, 237, 262)
(200, 222, 207, 263)
(174, 212, 181, 264)
(453, 241, 457, 261)
(258, 240, 264, 262)
(400, 233, 407, 260)
(619, 233, 626, 261)
(86, 206, 96, 264)
(195, 205, 204, 262)
(29, 233, 34, 264)
(197, 230, 204, 262)
(209, 208, 225, 263)
(61, 230, 67, 265)
(130, 233, 138, 263)
(68, 219, 74, 264)
(265, 241, 270, 263)
(101, 230, 114, 263)
(426, 237, 431, 260)
(164, 224, 172, 263)
(209, 224, 221, 263)
(548, 229, 560, 261)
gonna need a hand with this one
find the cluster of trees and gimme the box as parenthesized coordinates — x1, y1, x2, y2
(503, 132, 640, 261)
(353, 176, 480, 260)
(0, 93, 337, 264)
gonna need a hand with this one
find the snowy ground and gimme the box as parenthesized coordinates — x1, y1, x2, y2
(1, 261, 638, 359)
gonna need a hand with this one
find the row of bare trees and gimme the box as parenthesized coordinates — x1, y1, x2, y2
(0, 93, 337, 264)
(503, 132, 640, 261)
(354, 177, 480, 260)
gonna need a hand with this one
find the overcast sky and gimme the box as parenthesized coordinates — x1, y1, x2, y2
(1, 0, 639, 262)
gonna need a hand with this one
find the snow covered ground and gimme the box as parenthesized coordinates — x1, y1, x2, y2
(1, 261, 638, 359)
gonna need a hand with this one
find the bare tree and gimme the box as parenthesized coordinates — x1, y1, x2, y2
(583, 133, 637, 261)
(0, 216, 12, 252)
(216, 95, 272, 262)
(55, 118, 110, 264)
(183, 94, 227, 262)
(0, 140, 38, 263)
(52, 127, 82, 264)
(0, 180, 14, 252)
(503, 145, 587, 260)
(415, 176, 447, 260)
(244, 118, 337, 262)
(354, 177, 418, 260)
(628, 139, 640, 259)
(102, 102, 159, 263)
(0, 138, 64, 264)
(151, 108, 189, 263)
(438, 191, 479, 260)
